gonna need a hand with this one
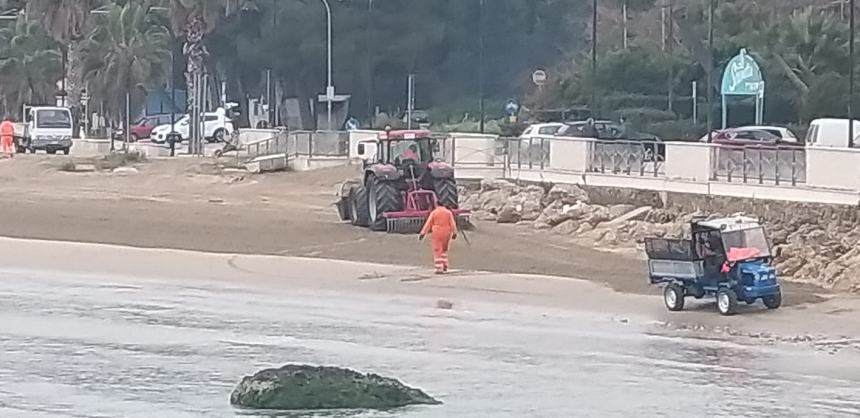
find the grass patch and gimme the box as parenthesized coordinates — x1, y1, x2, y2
(58, 160, 77, 172)
(95, 151, 146, 171)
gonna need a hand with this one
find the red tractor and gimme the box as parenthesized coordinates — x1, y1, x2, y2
(337, 129, 468, 233)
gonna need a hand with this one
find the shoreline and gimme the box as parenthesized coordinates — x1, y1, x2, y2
(2, 235, 860, 353)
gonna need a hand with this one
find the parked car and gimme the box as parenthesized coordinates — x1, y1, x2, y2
(519, 122, 568, 140)
(561, 120, 661, 142)
(560, 120, 664, 162)
(699, 126, 800, 147)
(805, 118, 860, 148)
(150, 108, 234, 144)
(114, 114, 182, 142)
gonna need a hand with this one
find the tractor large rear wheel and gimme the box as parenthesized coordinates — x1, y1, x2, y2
(349, 185, 370, 227)
(434, 178, 459, 209)
(368, 176, 402, 231)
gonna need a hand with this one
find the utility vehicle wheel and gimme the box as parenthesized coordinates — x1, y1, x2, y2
(62, 147, 70, 155)
(717, 288, 738, 316)
(368, 176, 402, 231)
(664, 284, 685, 311)
(763, 292, 782, 310)
(434, 178, 459, 209)
(349, 185, 370, 227)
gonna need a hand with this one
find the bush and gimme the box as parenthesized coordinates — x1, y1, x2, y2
(647, 119, 706, 141)
(95, 151, 146, 171)
(58, 160, 76, 172)
(612, 107, 677, 124)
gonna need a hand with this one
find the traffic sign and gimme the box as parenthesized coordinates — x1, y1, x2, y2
(504, 99, 520, 116)
(532, 69, 548, 86)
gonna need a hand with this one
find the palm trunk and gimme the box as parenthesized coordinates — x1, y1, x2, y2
(66, 37, 86, 137)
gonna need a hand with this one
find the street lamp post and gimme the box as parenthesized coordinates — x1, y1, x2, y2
(706, 0, 714, 144)
(320, 0, 333, 131)
(479, 0, 485, 133)
(850, 0, 855, 148)
(591, 0, 598, 117)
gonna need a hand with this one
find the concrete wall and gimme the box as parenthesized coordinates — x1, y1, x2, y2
(448, 134, 499, 166)
(548, 137, 590, 172)
(806, 147, 860, 191)
(664, 142, 711, 182)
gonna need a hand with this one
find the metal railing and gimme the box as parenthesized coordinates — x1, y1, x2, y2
(245, 130, 349, 161)
(501, 137, 551, 170)
(587, 139, 665, 177)
(710, 145, 806, 186)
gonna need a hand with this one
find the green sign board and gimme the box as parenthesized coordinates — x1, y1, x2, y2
(720, 49, 764, 96)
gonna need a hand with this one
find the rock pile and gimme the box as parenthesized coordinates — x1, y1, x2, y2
(462, 179, 689, 248)
(230, 365, 441, 410)
(460, 179, 860, 292)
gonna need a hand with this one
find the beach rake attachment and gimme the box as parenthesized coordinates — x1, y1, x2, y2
(383, 189, 471, 234)
(384, 189, 436, 234)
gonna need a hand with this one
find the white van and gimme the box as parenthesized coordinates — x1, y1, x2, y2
(19, 106, 74, 154)
(805, 118, 860, 148)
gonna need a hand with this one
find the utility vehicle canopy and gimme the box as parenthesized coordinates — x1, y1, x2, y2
(694, 216, 761, 232)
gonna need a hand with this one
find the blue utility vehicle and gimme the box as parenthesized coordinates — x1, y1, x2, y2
(645, 216, 782, 316)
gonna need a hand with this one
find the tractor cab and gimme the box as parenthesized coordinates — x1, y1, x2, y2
(371, 129, 436, 167)
(367, 129, 447, 190)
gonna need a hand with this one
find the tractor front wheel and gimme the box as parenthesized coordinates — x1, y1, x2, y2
(368, 176, 402, 231)
(434, 178, 459, 209)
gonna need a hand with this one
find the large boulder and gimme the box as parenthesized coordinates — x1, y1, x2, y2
(496, 205, 521, 224)
(230, 365, 441, 410)
(544, 184, 589, 205)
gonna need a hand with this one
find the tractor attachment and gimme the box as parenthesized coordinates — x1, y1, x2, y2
(384, 189, 470, 234)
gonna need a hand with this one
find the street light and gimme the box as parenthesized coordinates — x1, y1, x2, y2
(479, 0, 485, 133)
(591, 0, 598, 117)
(319, 0, 334, 131)
(0, 9, 24, 20)
(706, 0, 714, 144)
(850, 0, 855, 148)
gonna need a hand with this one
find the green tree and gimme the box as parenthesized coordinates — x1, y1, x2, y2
(153, 0, 230, 109)
(28, 0, 100, 120)
(0, 16, 62, 117)
(83, 2, 171, 124)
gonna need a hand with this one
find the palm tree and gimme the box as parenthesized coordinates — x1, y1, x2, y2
(0, 16, 62, 117)
(83, 2, 171, 125)
(146, 0, 228, 109)
(27, 0, 99, 118)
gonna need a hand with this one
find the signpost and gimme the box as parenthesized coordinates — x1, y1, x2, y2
(532, 69, 548, 86)
(504, 98, 520, 123)
(720, 48, 765, 128)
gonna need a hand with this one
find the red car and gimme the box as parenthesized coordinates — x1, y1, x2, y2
(115, 114, 178, 142)
(699, 127, 801, 147)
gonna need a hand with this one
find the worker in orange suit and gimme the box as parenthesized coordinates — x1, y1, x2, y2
(0, 115, 14, 158)
(419, 202, 458, 274)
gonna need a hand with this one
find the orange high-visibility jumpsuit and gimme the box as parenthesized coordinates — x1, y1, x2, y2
(0, 120, 14, 156)
(420, 206, 458, 273)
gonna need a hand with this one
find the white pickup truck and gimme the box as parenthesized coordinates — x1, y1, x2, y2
(15, 106, 74, 154)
